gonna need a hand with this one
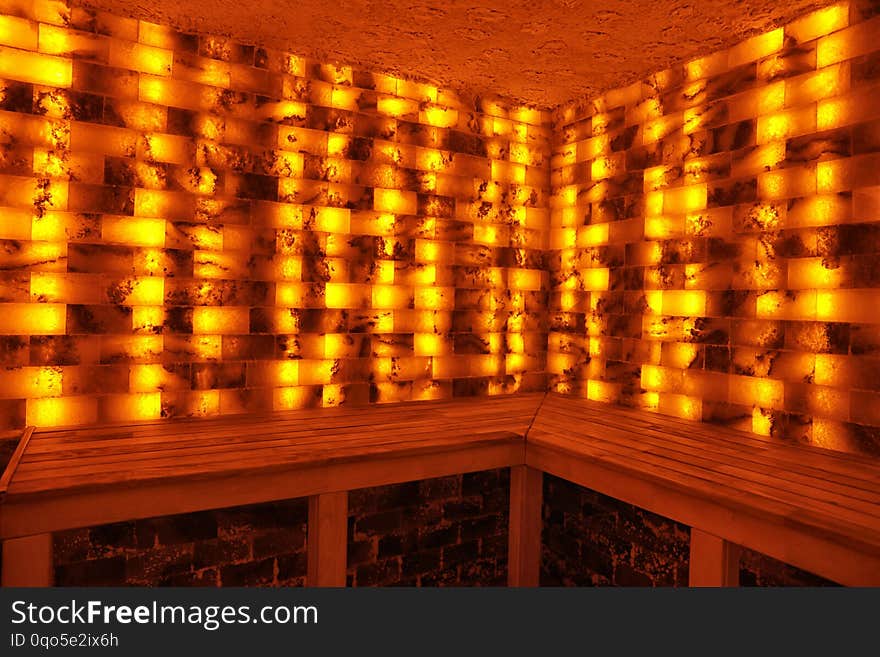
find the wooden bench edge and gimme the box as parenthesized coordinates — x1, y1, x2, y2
(0, 426, 34, 501)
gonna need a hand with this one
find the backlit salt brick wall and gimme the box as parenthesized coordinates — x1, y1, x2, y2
(0, 0, 551, 430)
(549, 2, 880, 455)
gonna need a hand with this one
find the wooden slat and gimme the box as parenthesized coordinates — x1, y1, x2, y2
(8, 432, 523, 497)
(307, 492, 348, 587)
(508, 465, 543, 587)
(20, 412, 536, 465)
(0, 426, 34, 499)
(528, 428, 880, 550)
(537, 403, 880, 498)
(532, 414, 880, 524)
(527, 439, 880, 586)
(689, 529, 741, 587)
(1, 438, 524, 539)
(541, 394, 880, 480)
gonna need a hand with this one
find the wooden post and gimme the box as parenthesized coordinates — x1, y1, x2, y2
(2, 534, 53, 587)
(307, 491, 348, 587)
(508, 465, 543, 587)
(689, 528, 741, 587)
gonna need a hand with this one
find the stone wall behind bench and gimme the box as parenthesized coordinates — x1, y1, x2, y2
(24, 467, 510, 587)
(540, 474, 838, 587)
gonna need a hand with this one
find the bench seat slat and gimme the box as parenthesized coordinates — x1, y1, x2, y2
(528, 429, 880, 554)
(15, 420, 533, 479)
(10, 431, 524, 496)
(535, 408, 880, 503)
(20, 412, 538, 465)
(541, 395, 880, 474)
(531, 417, 880, 528)
(32, 394, 541, 445)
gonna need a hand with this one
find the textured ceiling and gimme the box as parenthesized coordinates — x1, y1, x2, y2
(80, 0, 834, 108)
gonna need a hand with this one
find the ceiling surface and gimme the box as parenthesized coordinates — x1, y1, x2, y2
(81, 0, 834, 108)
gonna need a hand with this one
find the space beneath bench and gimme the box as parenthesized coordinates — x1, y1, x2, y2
(2, 392, 880, 587)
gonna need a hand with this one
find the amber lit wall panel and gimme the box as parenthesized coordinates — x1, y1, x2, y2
(549, 1, 880, 455)
(0, 0, 551, 430)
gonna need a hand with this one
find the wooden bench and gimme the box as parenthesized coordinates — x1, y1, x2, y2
(523, 393, 880, 586)
(0, 393, 543, 586)
(3, 391, 880, 587)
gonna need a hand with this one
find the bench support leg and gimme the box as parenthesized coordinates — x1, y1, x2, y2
(689, 528, 741, 587)
(307, 492, 348, 587)
(508, 465, 543, 587)
(2, 534, 53, 587)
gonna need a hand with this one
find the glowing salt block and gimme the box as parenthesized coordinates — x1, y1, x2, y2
(27, 396, 96, 427)
(324, 283, 365, 309)
(474, 224, 503, 245)
(664, 343, 700, 370)
(110, 40, 172, 76)
(587, 380, 617, 404)
(370, 285, 408, 310)
(417, 149, 448, 173)
(421, 104, 458, 128)
(274, 386, 310, 411)
(731, 376, 784, 409)
(752, 408, 773, 436)
(757, 107, 816, 144)
(728, 28, 783, 67)
(645, 215, 683, 239)
(509, 269, 542, 291)
(640, 364, 668, 391)
(415, 239, 446, 263)
(551, 227, 577, 250)
(105, 393, 162, 422)
(591, 156, 615, 180)
(758, 167, 816, 200)
(786, 3, 849, 43)
(377, 95, 418, 117)
(505, 353, 527, 373)
(0, 15, 38, 50)
(576, 223, 609, 248)
(300, 360, 337, 387)
(685, 49, 728, 81)
(813, 354, 845, 388)
(0, 44, 71, 87)
(415, 286, 453, 310)
(193, 307, 248, 335)
(0, 303, 65, 335)
(373, 188, 417, 214)
(788, 258, 845, 289)
(817, 97, 844, 131)
(659, 393, 702, 421)
(132, 306, 164, 333)
(578, 268, 608, 292)
(787, 64, 848, 107)
(413, 333, 442, 357)
(129, 364, 166, 392)
(123, 278, 165, 305)
(642, 115, 679, 144)
(492, 160, 526, 184)
(816, 160, 849, 193)
(271, 360, 298, 387)
(817, 20, 868, 67)
(327, 85, 358, 111)
(509, 142, 532, 165)
(312, 207, 350, 234)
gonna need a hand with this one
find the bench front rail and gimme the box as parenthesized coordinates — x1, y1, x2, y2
(2, 392, 879, 587)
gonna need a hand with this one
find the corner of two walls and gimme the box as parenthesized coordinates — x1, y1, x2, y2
(0, 0, 552, 435)
(549, 0, 880, 458)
